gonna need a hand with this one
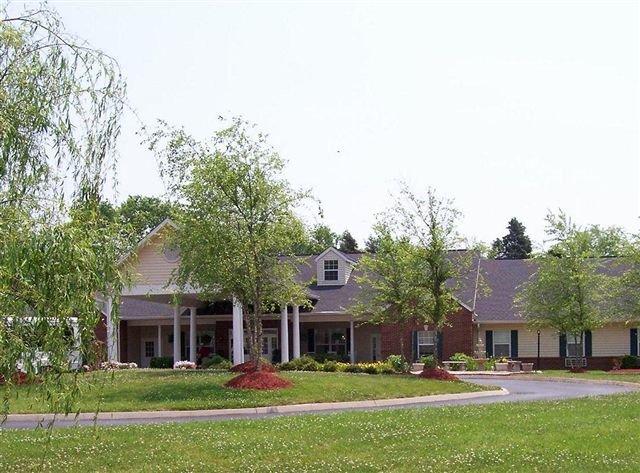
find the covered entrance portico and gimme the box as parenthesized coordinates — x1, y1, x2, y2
(108, 289, 374, 366)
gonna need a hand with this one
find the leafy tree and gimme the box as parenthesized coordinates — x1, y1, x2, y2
(516, 212, 617, 364)
(356, 184, 475, 364)
(364, 233, 382, 253)
(296, 224, 338, 254)
(0, 4, 127, 412)
(338, 230, 359, 253)
(117, 195, 176, 244)
(354, 225, 432, 360)
(149, 117, 309, 369)
(491, 218, 532, 259)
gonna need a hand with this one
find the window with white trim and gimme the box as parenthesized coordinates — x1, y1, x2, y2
(324, 259, 339, 281)
(315, 328, 346, 354)
(493, 330, 511, 357)
(566, 333, 585, 357)
(417, 330, 435, 357)
(144, 341, 155, 358)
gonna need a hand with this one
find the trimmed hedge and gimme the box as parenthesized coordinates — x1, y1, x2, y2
(149, 357, 173, 369)
(279, 356, 403, 375)
(621, 355, 640, 369)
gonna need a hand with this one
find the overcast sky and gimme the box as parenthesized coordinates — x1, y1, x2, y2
(40, 0, 639, 248)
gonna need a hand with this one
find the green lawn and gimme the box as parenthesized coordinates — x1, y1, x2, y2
(541, 370, 640, 384)
(1, 369, 483, 414)
(1, 392, 639, 472)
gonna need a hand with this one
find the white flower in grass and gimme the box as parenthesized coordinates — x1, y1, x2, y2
(173, 360, 197, 370)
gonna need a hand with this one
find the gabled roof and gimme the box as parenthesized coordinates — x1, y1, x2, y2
(313, 247, 358, 265)
(118, 218, 177, 265)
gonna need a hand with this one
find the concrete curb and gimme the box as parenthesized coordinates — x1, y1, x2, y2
(507, 375, 640, 389)
(3, 388, 508, 424)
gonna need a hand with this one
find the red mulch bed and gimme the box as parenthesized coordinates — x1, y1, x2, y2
(569, 368, 587, 373)
(225, 370, 292, 390)
(0, 372, 39, 386)
(418, 368, 460, 381)
(230, 360, 277, 373)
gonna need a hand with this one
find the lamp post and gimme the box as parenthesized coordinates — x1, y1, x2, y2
(537, 330, 541, 371)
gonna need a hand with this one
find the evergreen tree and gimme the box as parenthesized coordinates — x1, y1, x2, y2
(492, 218, 532, 259)
(338, 230, 359, 252)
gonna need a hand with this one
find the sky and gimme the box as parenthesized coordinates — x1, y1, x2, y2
(29, 0, 640, 248)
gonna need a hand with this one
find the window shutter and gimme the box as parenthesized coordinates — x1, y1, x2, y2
(307, 328, 315, 353)
(437, 331, 444, 360)
(411, 331, 418, 362)
(631, 329, 638, 356)
(559, 333, 567, 357)
(485, 330, 493, 357)
(585, 331, 592, 357)
(510, 330, 519, 358)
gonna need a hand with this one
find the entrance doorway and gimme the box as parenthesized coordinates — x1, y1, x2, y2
(141, 338, 156, 367)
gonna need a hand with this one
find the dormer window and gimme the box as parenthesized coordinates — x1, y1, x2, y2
(324, 260, 339, 281)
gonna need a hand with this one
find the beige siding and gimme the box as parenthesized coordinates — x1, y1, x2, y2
(129, 231, 180, 287)
(316, 251, 351, 286)
(479, 325, 559, 358)
(592, 325, 632, 357)
(479, 323, 634, 358)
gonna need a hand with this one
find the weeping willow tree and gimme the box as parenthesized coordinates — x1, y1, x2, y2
(0, 3, 127, 415)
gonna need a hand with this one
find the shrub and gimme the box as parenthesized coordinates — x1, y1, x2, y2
(420, 355, 437, 369)
(202, 356, 232, 370)
(279, 356, 320, 371)
(343, 363, 363, 373)
(621, 355, 640, 369)
(378, 363, 395, 374)
(149, 357, 173, 369)
(386, 354, 410, 373)
(335, 362, 350, 372)
(450, 352, 477, 371)
(322, 360, 338, 372)
(361, 363, 379, 375)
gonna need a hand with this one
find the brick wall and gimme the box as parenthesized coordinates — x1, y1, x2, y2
(380, 307, 475, 361)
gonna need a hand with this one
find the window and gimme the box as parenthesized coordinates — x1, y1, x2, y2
(417, 330, 435, 357)
(315, 328, 347, 354)
(324, 259, 339, 281)
(163, 245, 180, 262)
(144, 341, 155, 358)
(566, 334, 585, 357)
(493, 330, 511, 357)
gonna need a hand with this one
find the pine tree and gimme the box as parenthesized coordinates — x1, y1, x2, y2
(492, 218, 532, 259)
(338, 230, 359, 252)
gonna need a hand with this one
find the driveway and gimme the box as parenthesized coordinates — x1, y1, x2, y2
(1, 376, 637, 429)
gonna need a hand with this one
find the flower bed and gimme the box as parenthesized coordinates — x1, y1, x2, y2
(279, 356, 399, 375)
(101, 361, 138, 370)
(173, 361, 196, 370)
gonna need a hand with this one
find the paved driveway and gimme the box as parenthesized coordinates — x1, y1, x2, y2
(1, 376, 637, 429)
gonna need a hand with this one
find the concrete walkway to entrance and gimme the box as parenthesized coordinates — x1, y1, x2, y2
(1, 376, 637, 429)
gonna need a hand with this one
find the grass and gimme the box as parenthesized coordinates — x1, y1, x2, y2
(1, 369, 484, 413)
(1, 392, 639, 472)
(541, 369, 640, 384)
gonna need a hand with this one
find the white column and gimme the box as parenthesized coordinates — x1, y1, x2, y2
(292, 305, 301, 359)
(232, 298, 244, 365)
(173, 305, 181, 364)
(105, 296, 119, 362)
(157, 324, 162, 357)
(350, 319, 355, 364)
(280, 305, 289, 363)
(189, 307, 197, 363)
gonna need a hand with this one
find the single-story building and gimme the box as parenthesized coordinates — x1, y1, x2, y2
(101, 220, 639, 370)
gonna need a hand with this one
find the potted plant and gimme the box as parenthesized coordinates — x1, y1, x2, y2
(494, 356, 510, 372)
